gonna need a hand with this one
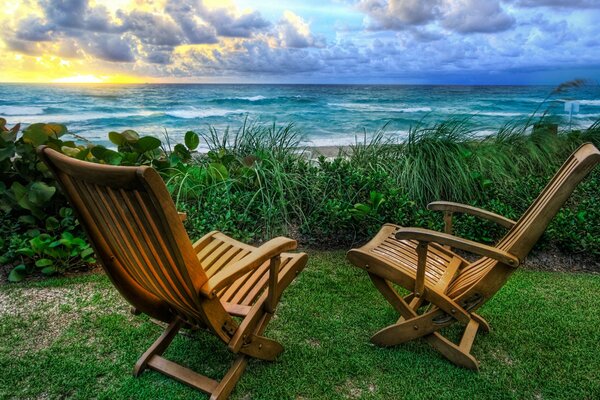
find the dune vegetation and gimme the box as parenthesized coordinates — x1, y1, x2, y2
(1, 114, 600, 282)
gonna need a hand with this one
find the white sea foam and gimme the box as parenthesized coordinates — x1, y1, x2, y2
(238, 95, 267, 101)
(0, 105, 46, 116)
(328, 103, 432, 113)
(577, 100, 600, 106)
(477, 111, 525, 117)
(2, 110, 156, 124)
(165, 107, 245, 119)
(572, 113, 600, 119)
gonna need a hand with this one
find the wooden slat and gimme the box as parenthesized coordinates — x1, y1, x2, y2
(240, 257, 292, 306)
(148, 355, 219, 394)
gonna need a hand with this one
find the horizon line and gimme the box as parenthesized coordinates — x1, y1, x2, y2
(0, 81, 557, 86)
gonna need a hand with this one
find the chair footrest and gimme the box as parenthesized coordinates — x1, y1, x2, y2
(148, 355, 219, 394)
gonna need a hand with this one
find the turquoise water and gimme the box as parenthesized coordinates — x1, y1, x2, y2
(1, 84, 599, 148)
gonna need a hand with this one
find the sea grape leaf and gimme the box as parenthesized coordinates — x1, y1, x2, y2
(28, 182, 56, 206)
(184, 131, 200, 150)
(108, 131, 125, 146)
(136, 136, 162, 152)
(8, 264, 27, 282)
(121, 130, 139, 143)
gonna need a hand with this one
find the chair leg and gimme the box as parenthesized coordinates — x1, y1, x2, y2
(134, 318, 182, 376)
(210, 355, 248, 400)
(133, 318, 260, 398)
(471, 313, 490, 333)
(427, 331, 479, 370)
(368, 276, 481, 370)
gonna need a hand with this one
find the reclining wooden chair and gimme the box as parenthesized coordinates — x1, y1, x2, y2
(38, 146, 308, 399)
(347, 143, 600, 370)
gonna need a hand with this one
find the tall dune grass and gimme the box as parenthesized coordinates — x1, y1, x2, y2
(166, 115, 600, 253)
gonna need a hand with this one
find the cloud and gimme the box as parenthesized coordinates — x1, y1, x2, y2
(122, 10, 184, 46)
(202, 8, 271, 38)
(358, 0, 441, 29)
(1, 0, 600, 83)
(15, 17, 54, 42)
(442, 0, 515, 33)
(87, 34, 135, 62)
(358, 0, 514, 34)
(511, 0, 600, 8)
(39, 0, 120, 33)
(276, 11, 325, 48)
(164, 1, 218, 44)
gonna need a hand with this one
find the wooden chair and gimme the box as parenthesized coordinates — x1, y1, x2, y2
(38, 146, 308, 399)
(347, 143, 600, 370)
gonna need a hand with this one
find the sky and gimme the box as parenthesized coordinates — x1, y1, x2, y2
(0, 0, 599, 84)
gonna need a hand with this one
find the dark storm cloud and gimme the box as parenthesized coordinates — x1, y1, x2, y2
(145, 51, 173, 65)
(120, 10, 183, 46)
(201, 8, 271, 38)
(40, 0, 119, 32)
(180, 40, 323, 75)
(87, 34, 135, 62)
(15, 17, 53, 41)
(358, 0, 441, 29)
(358, 0, 515, 34)
(164, 1, 219, 44)
(442, 0, 515, 33)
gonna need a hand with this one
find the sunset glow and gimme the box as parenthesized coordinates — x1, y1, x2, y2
(0, 0, 599, 84)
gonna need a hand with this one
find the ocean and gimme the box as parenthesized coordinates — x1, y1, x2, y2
(1, 84, 599, 148)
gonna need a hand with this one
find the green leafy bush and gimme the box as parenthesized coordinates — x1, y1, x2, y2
(0, 120, 200, 281)
(2, 114, 600, 282)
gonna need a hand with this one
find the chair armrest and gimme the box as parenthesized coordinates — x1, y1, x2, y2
(201, 237, 297, 296)
(395, 227, 520, 267)
(428, 201, 516, 229)
(178, 212, 187, 222)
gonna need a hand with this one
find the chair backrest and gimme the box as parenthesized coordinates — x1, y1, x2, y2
(38, 146, 216, 327)
(498, 143, 600, 260)
(447, 143, 600, 298)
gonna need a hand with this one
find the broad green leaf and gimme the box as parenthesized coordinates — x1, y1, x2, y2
(45, 216, 60, 230)
(22, 123, 50, 146)
(174, 144, 191, 160)
(35, 258, 53, 267)
(103, 150, 123, 165)
(8, 264, 27, 282)
(28, 182, 56, 206)
(121, 130, 139, 143)
(11, 181, 28, 203)
(41, 266, 57, 275)
(136, 136, 162, 152)
(75, 148, 90, 160)
(43, 124, 67, 138)
(108, 131, 125, 146)
(59, 207, 73, 218)
(80, 248, 95, 259)
(0, 143, 15, 161)
(62, 231, 74, 240)
(16, 247, 35, 257)
(207, 163, 228, 181)
(184, 131, 200, 150)
(91, 146, 108, 159)
(61, 146, 80, 157)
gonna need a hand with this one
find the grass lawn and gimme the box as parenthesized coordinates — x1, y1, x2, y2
(1, 251, 600, 399)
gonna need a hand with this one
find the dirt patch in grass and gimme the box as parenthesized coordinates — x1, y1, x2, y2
(524, 248, 600, 273)
(0, 283, 130, 355)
